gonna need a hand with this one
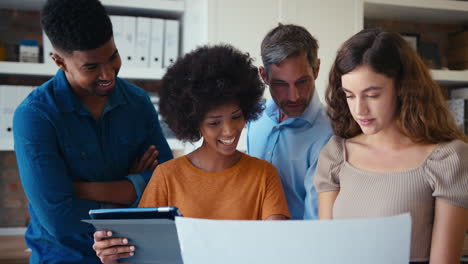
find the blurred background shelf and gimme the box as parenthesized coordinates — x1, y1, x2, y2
(364, 0, 468, 24)
(0, 61, 165, 80)
(431, 69, 468, 87)
(0, 0, 184, 15)
(363, 0, 468, 88)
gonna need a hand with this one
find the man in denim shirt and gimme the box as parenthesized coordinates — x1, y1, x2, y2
(13, 0, 173, 263)
(247, 24, 333, 220)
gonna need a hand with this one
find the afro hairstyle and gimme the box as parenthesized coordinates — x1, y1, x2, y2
(158, 44, 265, 142)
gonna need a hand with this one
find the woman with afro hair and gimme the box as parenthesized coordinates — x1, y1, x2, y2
(93, 45, 290, 263)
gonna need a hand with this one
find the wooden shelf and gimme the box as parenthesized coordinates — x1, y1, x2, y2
(362, 0, 468, 87)
(0, 61, 165, 80)
(364, 0, 468, 24)
(0, 227, 26, 236)
(0, 62, 56, 77)
(1, 62, 466, 88)
(118, 67, 165, 80)
(101, 0, 184, 17)
(431, 69, 468, 87)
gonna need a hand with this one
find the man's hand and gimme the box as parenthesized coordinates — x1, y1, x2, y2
(73, 145, 160, 205)
(129, 145, 159, 174)
(93, 230, 135, 264)
(73, 180, 136, 205)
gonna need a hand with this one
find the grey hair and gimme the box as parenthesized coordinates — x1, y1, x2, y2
(261, 23, 319, 79)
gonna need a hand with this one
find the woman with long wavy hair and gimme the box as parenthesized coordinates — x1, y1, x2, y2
(315, 28, 468, 264)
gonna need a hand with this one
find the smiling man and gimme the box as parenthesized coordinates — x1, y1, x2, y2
(247, 24, 333, 220)
(12, 0, 173, 263)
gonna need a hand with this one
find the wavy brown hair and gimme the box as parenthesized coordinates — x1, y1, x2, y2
(326, 28, 467, 144)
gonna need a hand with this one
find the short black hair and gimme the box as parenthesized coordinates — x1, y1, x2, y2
(41, 0, 113, 53)
(159, 44, 265, 142)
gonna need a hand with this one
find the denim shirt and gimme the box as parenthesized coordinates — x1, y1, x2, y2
(13, 70, 173, 263)
(247, 92, 333, 220)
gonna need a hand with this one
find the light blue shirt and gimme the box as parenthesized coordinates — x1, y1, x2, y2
(247, 92, 333, 219)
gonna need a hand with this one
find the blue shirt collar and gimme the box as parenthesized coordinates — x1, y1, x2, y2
(265, 90, 324, 126)
(53, 69, 127, 114)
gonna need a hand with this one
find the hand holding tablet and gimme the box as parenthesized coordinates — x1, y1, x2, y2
(84, 207, 183, 264)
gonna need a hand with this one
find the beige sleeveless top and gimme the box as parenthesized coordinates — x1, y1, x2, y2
(314, 136, 468, 262)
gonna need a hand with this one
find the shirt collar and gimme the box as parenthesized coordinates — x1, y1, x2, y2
(53, 69, 127, 114)
(265, 90, 323, 126)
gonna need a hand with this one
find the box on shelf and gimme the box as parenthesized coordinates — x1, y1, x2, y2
(19, 40, 39, 63)
(448, 31, 468, 70)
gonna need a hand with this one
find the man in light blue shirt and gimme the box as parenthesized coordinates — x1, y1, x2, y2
(247, 24, 333, 220)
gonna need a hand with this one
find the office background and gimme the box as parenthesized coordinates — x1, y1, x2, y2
(0, 0, 467, 262)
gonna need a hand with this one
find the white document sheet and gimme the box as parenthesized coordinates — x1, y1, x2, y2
(175, 213, 411, 264)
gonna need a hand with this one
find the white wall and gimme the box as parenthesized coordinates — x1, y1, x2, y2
(278, 0, 362, 101)
(184, 0, 362, 101)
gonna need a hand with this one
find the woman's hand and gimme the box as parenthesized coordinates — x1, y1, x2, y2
(93, 230, 135, 264)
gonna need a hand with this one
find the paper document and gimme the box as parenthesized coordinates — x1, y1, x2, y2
(175, 214, 411, 264)
(83, 219, 182, 264)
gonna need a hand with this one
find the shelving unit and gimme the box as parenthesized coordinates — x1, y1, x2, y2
(0, 0, 185, 81)
(0, 0, 195, 153)
(362, 0, 468, 87)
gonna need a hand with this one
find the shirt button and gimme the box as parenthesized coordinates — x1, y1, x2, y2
(275, 126, 280, 129)
(267, 152, 271, 154)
